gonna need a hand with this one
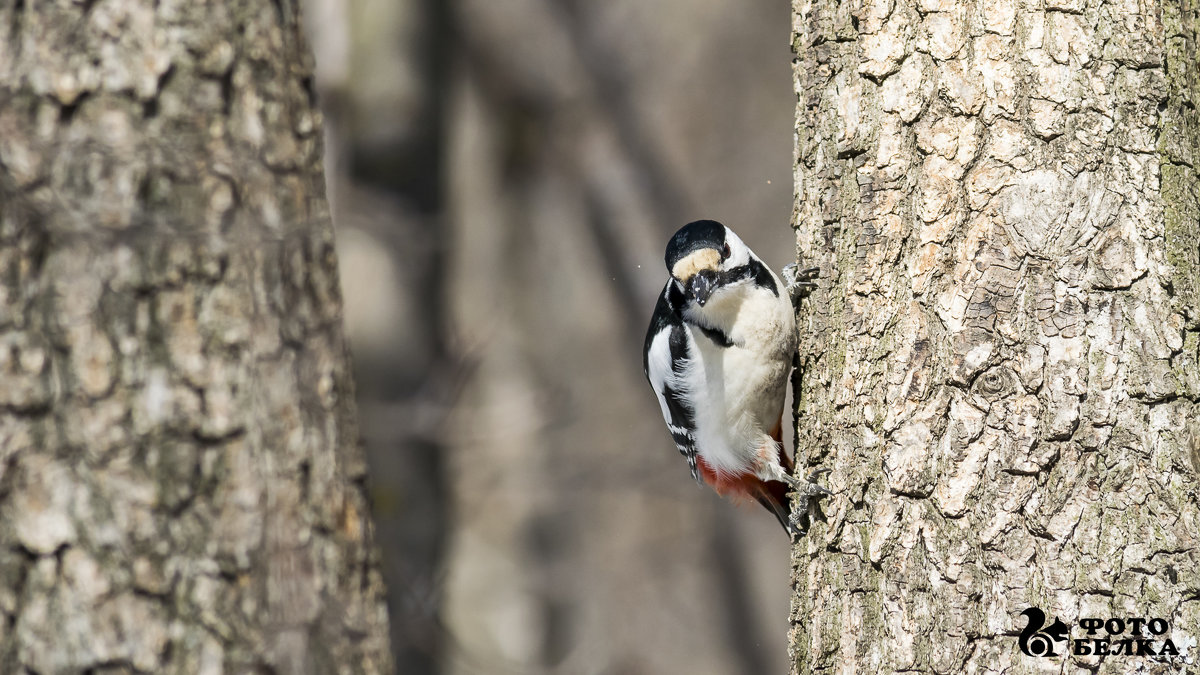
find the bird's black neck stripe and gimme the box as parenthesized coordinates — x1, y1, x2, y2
(726, 260, 778, 296)
(692, 322, 734, 347)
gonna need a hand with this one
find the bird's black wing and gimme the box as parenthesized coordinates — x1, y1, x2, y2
(643, 282, 701, 481)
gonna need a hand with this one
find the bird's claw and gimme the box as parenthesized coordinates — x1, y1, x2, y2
(783, 263, 821, 303)
(786, 468, 832, 538)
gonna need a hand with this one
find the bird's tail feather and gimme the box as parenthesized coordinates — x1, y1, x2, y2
(754, 480, 797, 536)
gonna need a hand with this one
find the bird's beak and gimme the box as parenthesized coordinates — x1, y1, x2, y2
(672, 248, 722, 306)
(687, 269, 718, 306)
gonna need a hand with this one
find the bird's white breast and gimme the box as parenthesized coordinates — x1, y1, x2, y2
(682, 279, 796, 475)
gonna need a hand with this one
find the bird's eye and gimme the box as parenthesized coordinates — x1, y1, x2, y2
(722, 243, 731, 259)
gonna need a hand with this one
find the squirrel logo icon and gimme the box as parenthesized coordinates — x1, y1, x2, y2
(1019, 608, 1070, 657)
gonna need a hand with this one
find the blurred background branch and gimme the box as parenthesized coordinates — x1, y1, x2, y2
(303, 0, 799, 672)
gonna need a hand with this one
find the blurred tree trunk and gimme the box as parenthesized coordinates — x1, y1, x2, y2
(789, 0, 1200, 671)
(0, 1, 392, 673)
(308, 0, 452, 671)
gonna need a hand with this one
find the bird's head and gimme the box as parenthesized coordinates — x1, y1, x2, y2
(664, 220, 751, 308)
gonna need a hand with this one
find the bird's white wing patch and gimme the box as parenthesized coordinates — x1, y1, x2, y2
(646, 329, 675, 422)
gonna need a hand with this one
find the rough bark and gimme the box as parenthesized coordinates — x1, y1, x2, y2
(789, 0, 1200, 670)
(0, 1, 392, 673)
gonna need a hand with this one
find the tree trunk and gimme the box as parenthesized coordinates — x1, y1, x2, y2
(0, 1, 392, 673)
(789, 0, 1200, 670)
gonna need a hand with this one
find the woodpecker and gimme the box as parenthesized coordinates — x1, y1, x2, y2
(643, 220, 828, 536)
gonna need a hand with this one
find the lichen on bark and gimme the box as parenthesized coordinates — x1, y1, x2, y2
(0, 1, 392, 672)
(789, 0, 1200, 670)
(1160, 0, 1200, 326)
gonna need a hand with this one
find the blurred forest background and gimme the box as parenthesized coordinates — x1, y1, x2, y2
(301, 1, 799, 672)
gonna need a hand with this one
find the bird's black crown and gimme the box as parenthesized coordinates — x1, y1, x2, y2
(664, 220, 727, 270)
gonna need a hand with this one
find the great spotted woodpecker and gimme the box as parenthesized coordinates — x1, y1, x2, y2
(643, 220, 828, 536)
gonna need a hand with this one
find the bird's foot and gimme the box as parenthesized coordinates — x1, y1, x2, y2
(783, 263, 820, 303)
(786, 468, 832, 538)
